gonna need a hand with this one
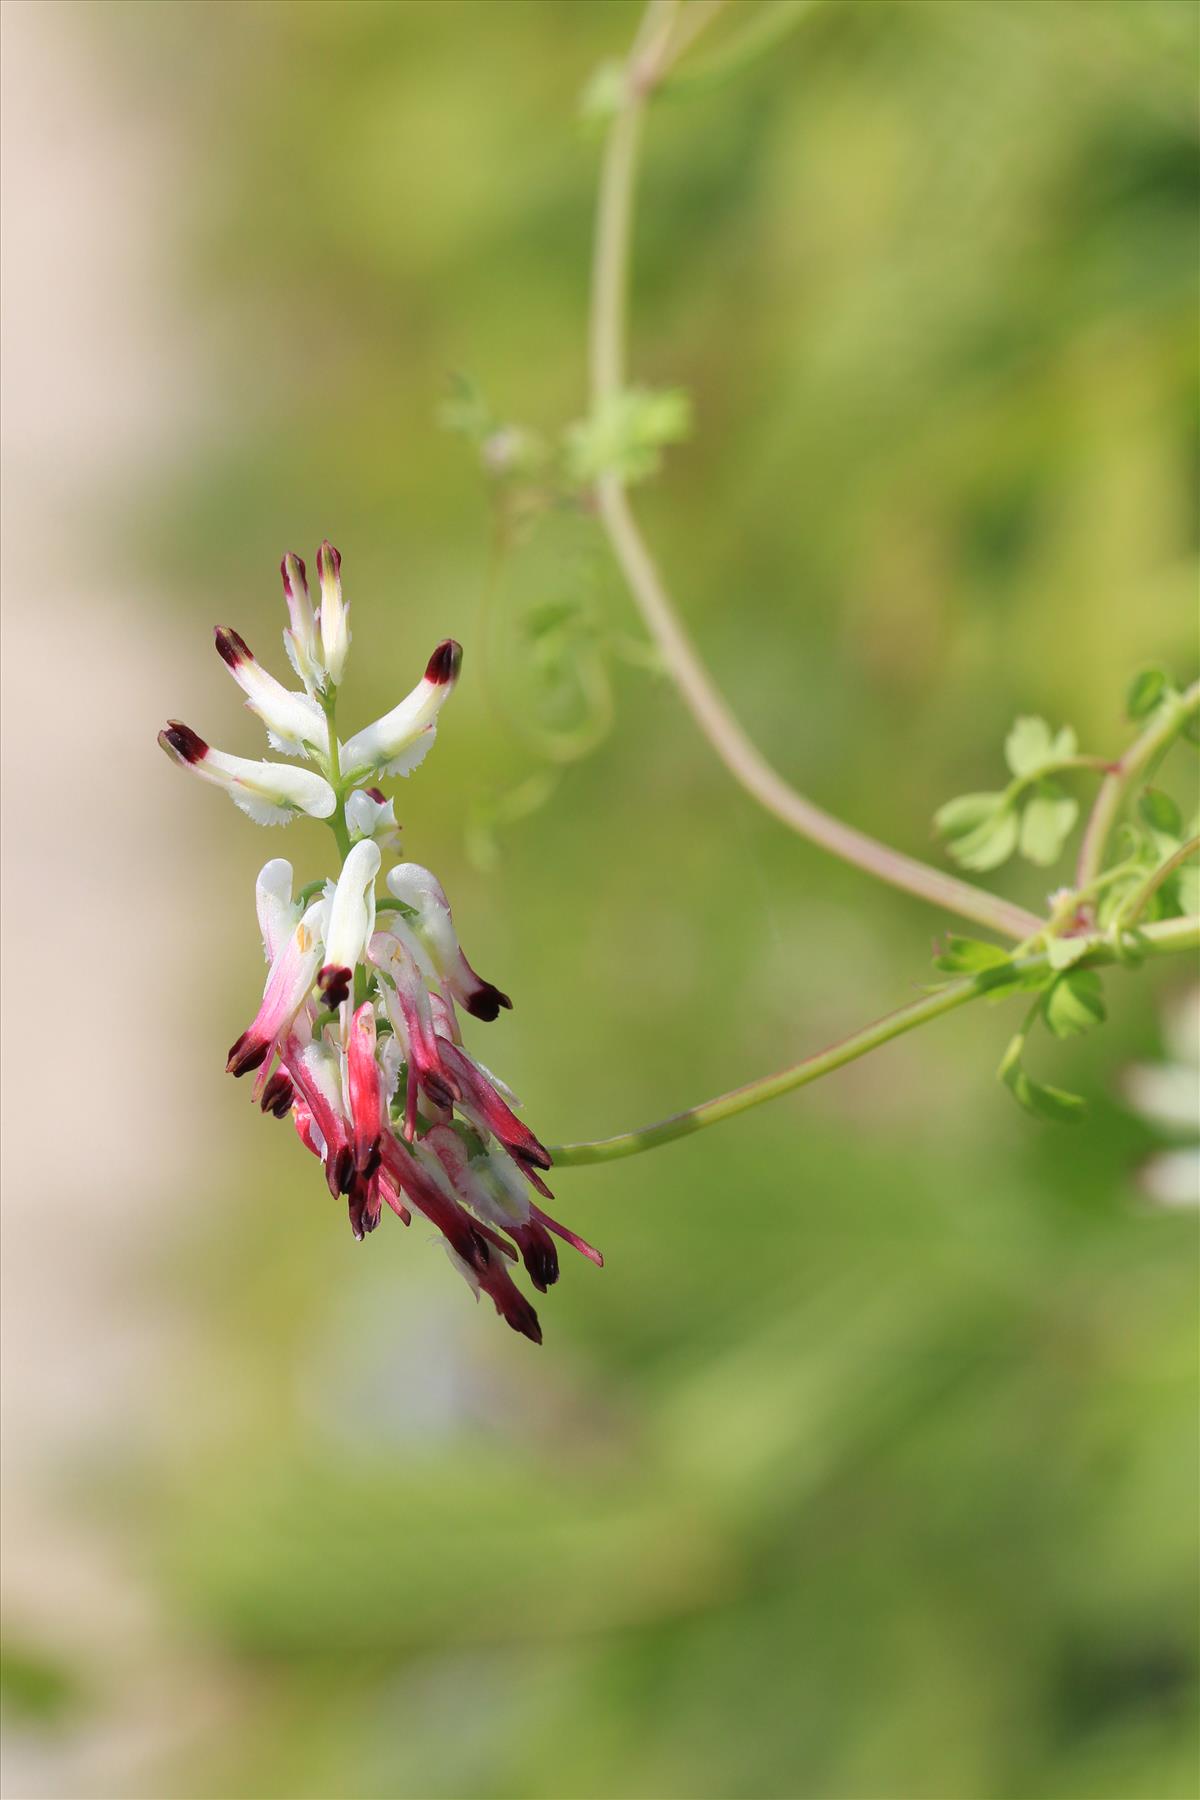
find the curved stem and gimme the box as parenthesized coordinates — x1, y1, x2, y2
(1074, 681, 1200, 892)
(588, 9, 1040, 944)
(1118, 835, 1200, 930)
(549, 916, 1200, 1165)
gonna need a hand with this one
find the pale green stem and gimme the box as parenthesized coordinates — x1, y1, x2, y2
(588, 5, 1041, 944)
(1117, 835, 1200, 930)
(549, 916, 1200, 1165)
(1074, 682, 1200, 892)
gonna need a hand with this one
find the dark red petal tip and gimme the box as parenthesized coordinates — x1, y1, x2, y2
(518, 1223, 559, 1293)
(214, 626, 252, 669)
(161, 721, 208, 764)
(425, 639, 463, 686)
(503, 1294, 543, 1345)
(512, 1139, 553, 1173)
(330, 1144, 355, 1197)
(317, 540, 342, 581)
(260, 1071, 294, 1118)
(317, 964, 353, 1008)
(364, 787, 387, 804)
(464, 982, 512, 1022)
(226, 1031, 269, 1077)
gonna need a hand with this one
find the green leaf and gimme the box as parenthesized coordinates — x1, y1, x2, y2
(1043, 969, 1106, 1039)
(563, 387, 692, 485)
(1004, 716, 1054, 778)
(932, 936, 1012, 974)
(1045, 934, 1091, 970)
(1182, 709, 1200, 746)
(934, 792, 1019, 871)
(1138, 788, 1182, 837)
(1126, 666, 1169, 721)
(1004, 716, 1077, 779)
(998, 1034, 1086, 1123)
(1018, 781, 1078, 867)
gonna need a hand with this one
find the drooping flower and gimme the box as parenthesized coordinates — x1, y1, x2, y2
(157, 542, 599, 1342)
(385, 860, 511, 1020)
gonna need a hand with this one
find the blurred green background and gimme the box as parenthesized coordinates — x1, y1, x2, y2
(2, 3, 1198, 1797)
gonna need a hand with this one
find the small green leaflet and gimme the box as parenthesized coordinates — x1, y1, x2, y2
(1126, 667, 1170, 721)
(1042, 969, 1106, 1039)
(932, 935, 1013, 973)
(1045, 934, 1091, 970)
(1004, 716, 1077, 779)
(933, 792, 1018, 871)
(1138, 788, 1182, 838)
(1019, 782, 1079, 866)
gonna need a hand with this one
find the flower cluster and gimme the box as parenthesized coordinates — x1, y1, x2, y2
(158, 542, 599, 1344)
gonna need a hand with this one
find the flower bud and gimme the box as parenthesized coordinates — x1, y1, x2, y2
(317, 540, 350, 688)
(345, 786, 401, 850)
(280, 552, 324, 695)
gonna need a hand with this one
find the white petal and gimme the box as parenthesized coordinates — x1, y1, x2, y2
(324, 839, 382, 972)
(255, 859, 297, 962)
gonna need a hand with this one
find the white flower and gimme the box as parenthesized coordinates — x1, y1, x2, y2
(214, 627, 329, 758)
(157, 722, 336, 824)
(255, 858, 299, 962)
(340, 640, 462, 782)
(385, 860, 511, 1020)
(318, 838, 381, 1005)
(345, 786, 401, 850)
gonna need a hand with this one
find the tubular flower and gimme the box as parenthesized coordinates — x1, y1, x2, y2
(341, 640, 462, 783)
(214, 626, 329, 758)
(385, 861, 511, 1020)
(157, 543, 599, 1342)
(157, 722, 336, 824)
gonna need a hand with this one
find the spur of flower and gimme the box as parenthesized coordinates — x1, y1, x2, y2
(158, 541, 600, 1344)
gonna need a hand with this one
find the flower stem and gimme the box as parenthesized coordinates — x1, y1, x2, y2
(588, 6, 1041, 944)
(548, 916, 1200, 1165)
(1074, 682, 1200, 893)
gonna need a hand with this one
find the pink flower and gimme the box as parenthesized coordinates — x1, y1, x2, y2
(160, 544, 599, 1342)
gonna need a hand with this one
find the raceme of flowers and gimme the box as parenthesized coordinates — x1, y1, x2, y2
(158, 542, 600, 1344)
